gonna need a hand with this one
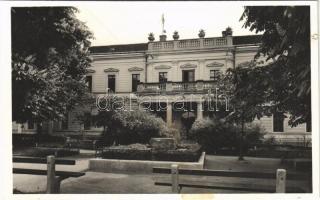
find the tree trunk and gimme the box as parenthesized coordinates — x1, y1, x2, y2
(238, 120, 245, 161)
(36, 122, 42, 146)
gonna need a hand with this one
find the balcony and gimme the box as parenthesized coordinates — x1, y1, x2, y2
(137, 81, 218, 95)
(148, 37, 231, 52)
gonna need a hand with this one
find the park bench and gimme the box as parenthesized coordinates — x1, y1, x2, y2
(13, 155, 85, 193)
(153, 165, 309, 193)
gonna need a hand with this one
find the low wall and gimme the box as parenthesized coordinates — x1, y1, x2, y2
(89, 152, 205, 173)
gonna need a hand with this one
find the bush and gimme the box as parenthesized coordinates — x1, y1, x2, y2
(189, 118, 265, 154)
(101, 143, 202, 162)
(13, 134, 36, 148)
(152, 149, 201, 162)
(14, 147, 79, 157)
(102, 110, 168, 145)
(102, 144, 152, 160)
(242, 123, 266, 150)
(165, 128, 181, 143)
(152, 142, 202, 162)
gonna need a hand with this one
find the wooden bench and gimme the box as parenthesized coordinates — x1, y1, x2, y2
(153, 165, 308, 193)
(13, 155, 85, 193)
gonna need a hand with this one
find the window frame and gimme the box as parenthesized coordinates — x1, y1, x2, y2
(210, 69, 220, 81)
(273, 112, 284, 132)
(107, 74, 116, 93)
(159, 72, 168, 83)
(132, 74, 140, 92)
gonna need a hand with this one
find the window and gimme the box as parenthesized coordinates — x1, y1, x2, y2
(27, 120, 34, 129)
(132, 74, 140, 92)
(159, 72, 168, 83)
(182, 70, 195, 82)
(210, 70, 220, 81)
(85, 76, 92, 92)
(273, 112, 284, 132)
(107, 75, 116, 93)
(306, 119, 311, 132)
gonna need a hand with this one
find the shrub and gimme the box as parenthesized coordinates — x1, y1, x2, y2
(151, 148, 201, 162)
(101, 143, 202, 162)
(14, 147, 79, 157)
(100, 110, 168, 145)
(189, 117, 265, 154)
(242, 123, 266, 150)
(101, 144, 152, 160)
(165, 128, 181, 143)
(152, 142, 202, 162)
(13, 134, 36, 148)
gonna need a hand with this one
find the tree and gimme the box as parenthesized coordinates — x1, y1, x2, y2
(12, 7, 93, 124)
(190, 117, 265, 154)
(224, 61, 272, 160)
(240, 6, 311, 127)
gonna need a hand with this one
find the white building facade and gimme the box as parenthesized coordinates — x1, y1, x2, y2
(13, 30, 311, 146)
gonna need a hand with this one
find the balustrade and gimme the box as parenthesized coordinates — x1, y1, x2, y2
(137, 81, 217, 94)
(149, 37, 228, 51)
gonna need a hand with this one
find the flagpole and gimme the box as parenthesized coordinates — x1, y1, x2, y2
(161, 14, 165, 34)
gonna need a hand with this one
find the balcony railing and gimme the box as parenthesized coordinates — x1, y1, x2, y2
(148, 37, 231, 51)
(137, 81, 218, 95)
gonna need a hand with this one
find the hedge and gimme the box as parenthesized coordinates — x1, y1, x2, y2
(100, 143, 202, 162)
(14, 147, 79, 157)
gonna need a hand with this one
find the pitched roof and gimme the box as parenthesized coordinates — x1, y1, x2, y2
(232, 35, 262, 45)
(89, 43, 147, 54)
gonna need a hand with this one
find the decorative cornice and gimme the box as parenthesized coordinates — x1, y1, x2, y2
(206, 62, 224, 68)
(180, 63, 197, 69)
(154, 65, 172, 70)
(104, 68, 119, 72)
(86, 69, 96, 73)
(128, 67, 144, 72)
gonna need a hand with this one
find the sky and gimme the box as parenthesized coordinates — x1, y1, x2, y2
(76, 2, 256, 46)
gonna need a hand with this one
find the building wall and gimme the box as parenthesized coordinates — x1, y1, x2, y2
(88, 44, 310, 138)
(13, 35, 311, 145)
(147, 50, 232, 82)
(90, 54, 145, 94)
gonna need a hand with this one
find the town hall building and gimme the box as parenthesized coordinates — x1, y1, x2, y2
(12, 28, 312, 146)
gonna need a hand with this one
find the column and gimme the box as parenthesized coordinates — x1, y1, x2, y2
(198, 59, 205, 81)
(200, 38, 204, 48)
(197, 101, 203, 120)
(166, 81, 173, 92)
(173, 40, 178, 50)
(226, 35, 233, 46)
(166, 102, 172, 127)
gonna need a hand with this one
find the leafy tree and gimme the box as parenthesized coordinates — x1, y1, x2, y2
(76, 95, 169, 145)
(12, 7, 93, 124)
(111, 110, 168, 144)
(96, 108, 168, 145)
(223, 62, 272, 160)
(190, 117, 265, 154)
(240, 6, 311, 127)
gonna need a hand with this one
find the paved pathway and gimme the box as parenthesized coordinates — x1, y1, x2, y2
(13, 154, 311, 193)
